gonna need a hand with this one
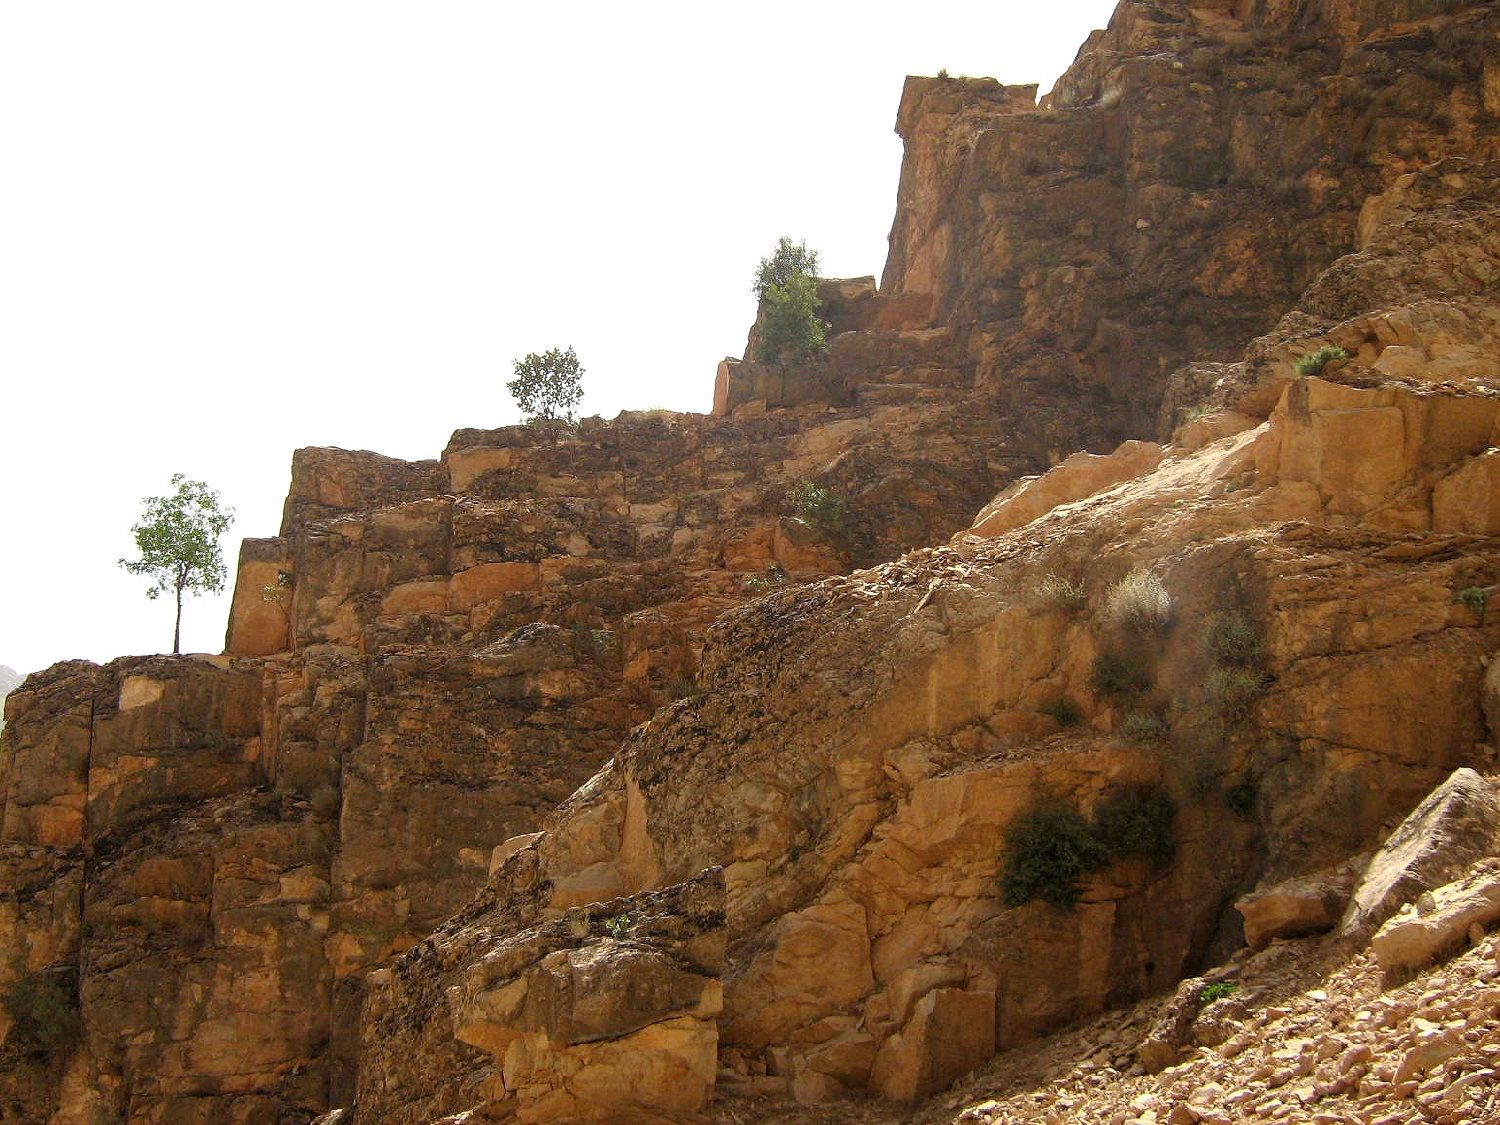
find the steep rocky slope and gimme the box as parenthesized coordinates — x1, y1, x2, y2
(343, 152, 1500, 1121)
(6, 1, 1500, 1123)
(0, 668, 19, 734)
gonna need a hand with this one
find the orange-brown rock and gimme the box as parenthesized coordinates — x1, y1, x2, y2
(9, 2, 1500, 1122)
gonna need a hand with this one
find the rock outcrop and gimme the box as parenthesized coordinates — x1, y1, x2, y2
(7, 1, 1500, 1122)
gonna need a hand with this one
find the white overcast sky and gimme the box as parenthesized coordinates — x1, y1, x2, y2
(1, 1, 1119, 679)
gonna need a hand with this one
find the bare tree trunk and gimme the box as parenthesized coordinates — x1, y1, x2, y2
(173, 575, 183, 655)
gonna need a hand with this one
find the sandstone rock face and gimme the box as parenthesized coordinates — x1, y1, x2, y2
(887, 3, 1500, 449)
(1341, 768, 1500, 941)
(377, 864, 727, 1124)
(961, 440, 1164, 542)
(8, 2, 1500, 1122)
(1, 349, 1026, 1119)
(346, 139, 1500, 1116)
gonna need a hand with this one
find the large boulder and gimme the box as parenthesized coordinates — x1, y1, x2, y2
(1341, 769, 1500, 941)
(1370, 860, 1500, 973)
(1236, 856, 1365, 949)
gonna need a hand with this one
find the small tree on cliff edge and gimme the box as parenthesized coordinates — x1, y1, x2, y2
(754, 237, 827, 367)
(119, 475, 234, 655)
(508, 346, 584, 423)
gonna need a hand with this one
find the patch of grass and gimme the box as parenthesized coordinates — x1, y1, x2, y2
(1000, 801, 1108, 909)
(1036, 573, 1087, 616)
(1090, 648, 1154, 700)
(603, 914, 632, 939)
(1039, 697, 1082, 727)
(1092, 788, 1177, 866)
(663, 674, 698, 701)
(3, 970, 79, 1057)
(1293, 345, 1350, 376)
(1455, 585, 1488, 624)
(1201, 980, 1238, 1003)
(744, 564, 789, 593)
(1103, 570, 1173, 635)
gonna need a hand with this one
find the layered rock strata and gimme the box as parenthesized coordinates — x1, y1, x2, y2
(344, 154, 1500, 1119)
(6, 1, 1500, 1122)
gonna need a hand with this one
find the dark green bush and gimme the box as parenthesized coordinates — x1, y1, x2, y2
(1204, 610, 1264, 669)
(1205, 666, 1268, 723)
(1224, 780, 1258, 819)
(755, 238, 827, 367)
(1092, 788, 1176, 866)
(789, 481, 847, 537)
(1200, 980, 1238, 1003)
(1293, 344, 1349, 376)
(4, 970, 79, 1057)
(1001, 801, 1107, 908)
(1089, 648, 1154, 700)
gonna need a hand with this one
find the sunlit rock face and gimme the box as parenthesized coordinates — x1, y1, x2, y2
(7, 1, 1500, 1122)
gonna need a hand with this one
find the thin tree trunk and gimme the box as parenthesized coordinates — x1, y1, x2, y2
(173, 573, 183, 655)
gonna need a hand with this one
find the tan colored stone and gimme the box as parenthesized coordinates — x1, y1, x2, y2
(380, 577, 451, 615)
(1372, 867, 1500, 972)
(1342, 768, 1500, 941)
(869, 987, 996, 1101)
(450, 562, 541, 610)
(1433, 450, 1500, 534)
(962, 440, 1164, 540)
(1237, 858, 1364, 950)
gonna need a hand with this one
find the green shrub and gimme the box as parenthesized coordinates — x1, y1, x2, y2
(1293, 345, 1350, 376)
(1001, 801, 1108, 908)
(744, 564, 789, 592)
(1455, 585, 1488, 623)
(1092, 788, 1176, 866)
(1089, 648, 1154, 700)
(3, 970, 79, 1057)
(1120, 709, 1169, 743)
(1039, 697, 1082, 727)
(754, 236, 819, 296)
(1036, 573, 1087, 616)
(789, 480, 847, 537)
(1103, 570, 1173, 634)
(1204, 610, 1263, 669)
(1200, 980, 1238, 1003)
(755, 238, 827, 367)
(509, 346, 585, 423)
(603, 914, 632, 938)
(1204, 666, 1268, 723)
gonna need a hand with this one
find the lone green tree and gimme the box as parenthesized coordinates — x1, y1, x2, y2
(754, 237, 827, 367)
(508, 346, 584, 422)
(119, 475, 234, 655)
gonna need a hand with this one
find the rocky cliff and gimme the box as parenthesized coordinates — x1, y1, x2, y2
(6, 1, 1500, 1123)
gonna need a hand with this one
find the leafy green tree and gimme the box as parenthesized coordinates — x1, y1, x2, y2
(754, 238, 827, 367)
(119, 475, 234, 655)
(754, 236, 819, 299)
(508, 346, 584, 422)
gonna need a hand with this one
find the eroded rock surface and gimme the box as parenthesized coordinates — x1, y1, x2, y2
(7, 1, 1500, 1122)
